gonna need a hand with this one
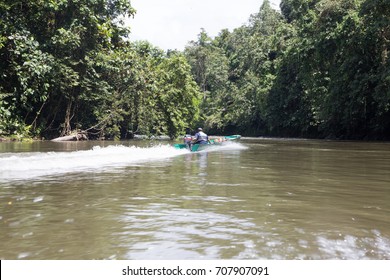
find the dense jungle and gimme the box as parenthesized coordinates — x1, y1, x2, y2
(1, 0, 389, 140)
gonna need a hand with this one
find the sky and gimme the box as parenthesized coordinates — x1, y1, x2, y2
(128, 0, 281, 51)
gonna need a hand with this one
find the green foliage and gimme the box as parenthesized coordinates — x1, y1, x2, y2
(184, 0, 390, 139)
(82, 42, 201, 140)
(0, 0, 200, 140)
(185, 0, 285, 135)
(1, 0, 389, 140)
(154, 54, 201, 138)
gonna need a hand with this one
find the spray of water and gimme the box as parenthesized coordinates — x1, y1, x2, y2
(0, 142, 246, 181)
(0, 144, 187, 181)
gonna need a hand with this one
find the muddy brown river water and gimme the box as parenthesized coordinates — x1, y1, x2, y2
(1, 138, 389, 259)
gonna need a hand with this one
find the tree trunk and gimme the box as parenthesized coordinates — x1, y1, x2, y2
(61, 100, 73, 136)
(51, 132, 88, 141)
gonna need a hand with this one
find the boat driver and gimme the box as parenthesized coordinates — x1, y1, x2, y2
(192, 128, 208, 144)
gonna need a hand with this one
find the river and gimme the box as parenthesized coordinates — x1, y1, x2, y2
(0, 138, 389, 259)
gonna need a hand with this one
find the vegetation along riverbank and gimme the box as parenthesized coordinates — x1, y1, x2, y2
(1, 0, 389, 141)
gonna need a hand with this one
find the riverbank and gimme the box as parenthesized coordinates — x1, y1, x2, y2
(0, 136, 37, 142)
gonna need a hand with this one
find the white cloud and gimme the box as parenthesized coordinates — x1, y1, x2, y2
(128, 0, 281, 50)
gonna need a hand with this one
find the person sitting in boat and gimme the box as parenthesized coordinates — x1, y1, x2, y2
(184, 128, 193, 148)
(192, 128, 208, 144)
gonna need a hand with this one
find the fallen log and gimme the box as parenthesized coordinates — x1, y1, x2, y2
(51, 132, 88, 142)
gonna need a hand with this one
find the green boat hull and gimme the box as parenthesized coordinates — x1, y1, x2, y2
(173, 135, 241, 152)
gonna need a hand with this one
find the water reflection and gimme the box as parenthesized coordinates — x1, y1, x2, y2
(117, 195, 390, 259)
(118, 195, 260, 259)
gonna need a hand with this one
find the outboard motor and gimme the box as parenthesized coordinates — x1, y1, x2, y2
(184, 134, 192, 149)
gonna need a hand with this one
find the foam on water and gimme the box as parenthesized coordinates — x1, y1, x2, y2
(315, 231, 390, 259)
(0, 142, 246, 182)
(0, 144, 188, 182)
(198, 141, 248, 153)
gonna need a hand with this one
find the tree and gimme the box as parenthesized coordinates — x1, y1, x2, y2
(185, 29, 231, 132)
(154, 54, 201, 138)
(0, 0, 136, 138)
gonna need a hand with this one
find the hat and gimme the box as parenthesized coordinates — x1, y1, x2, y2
(198, 128, 203, 131)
